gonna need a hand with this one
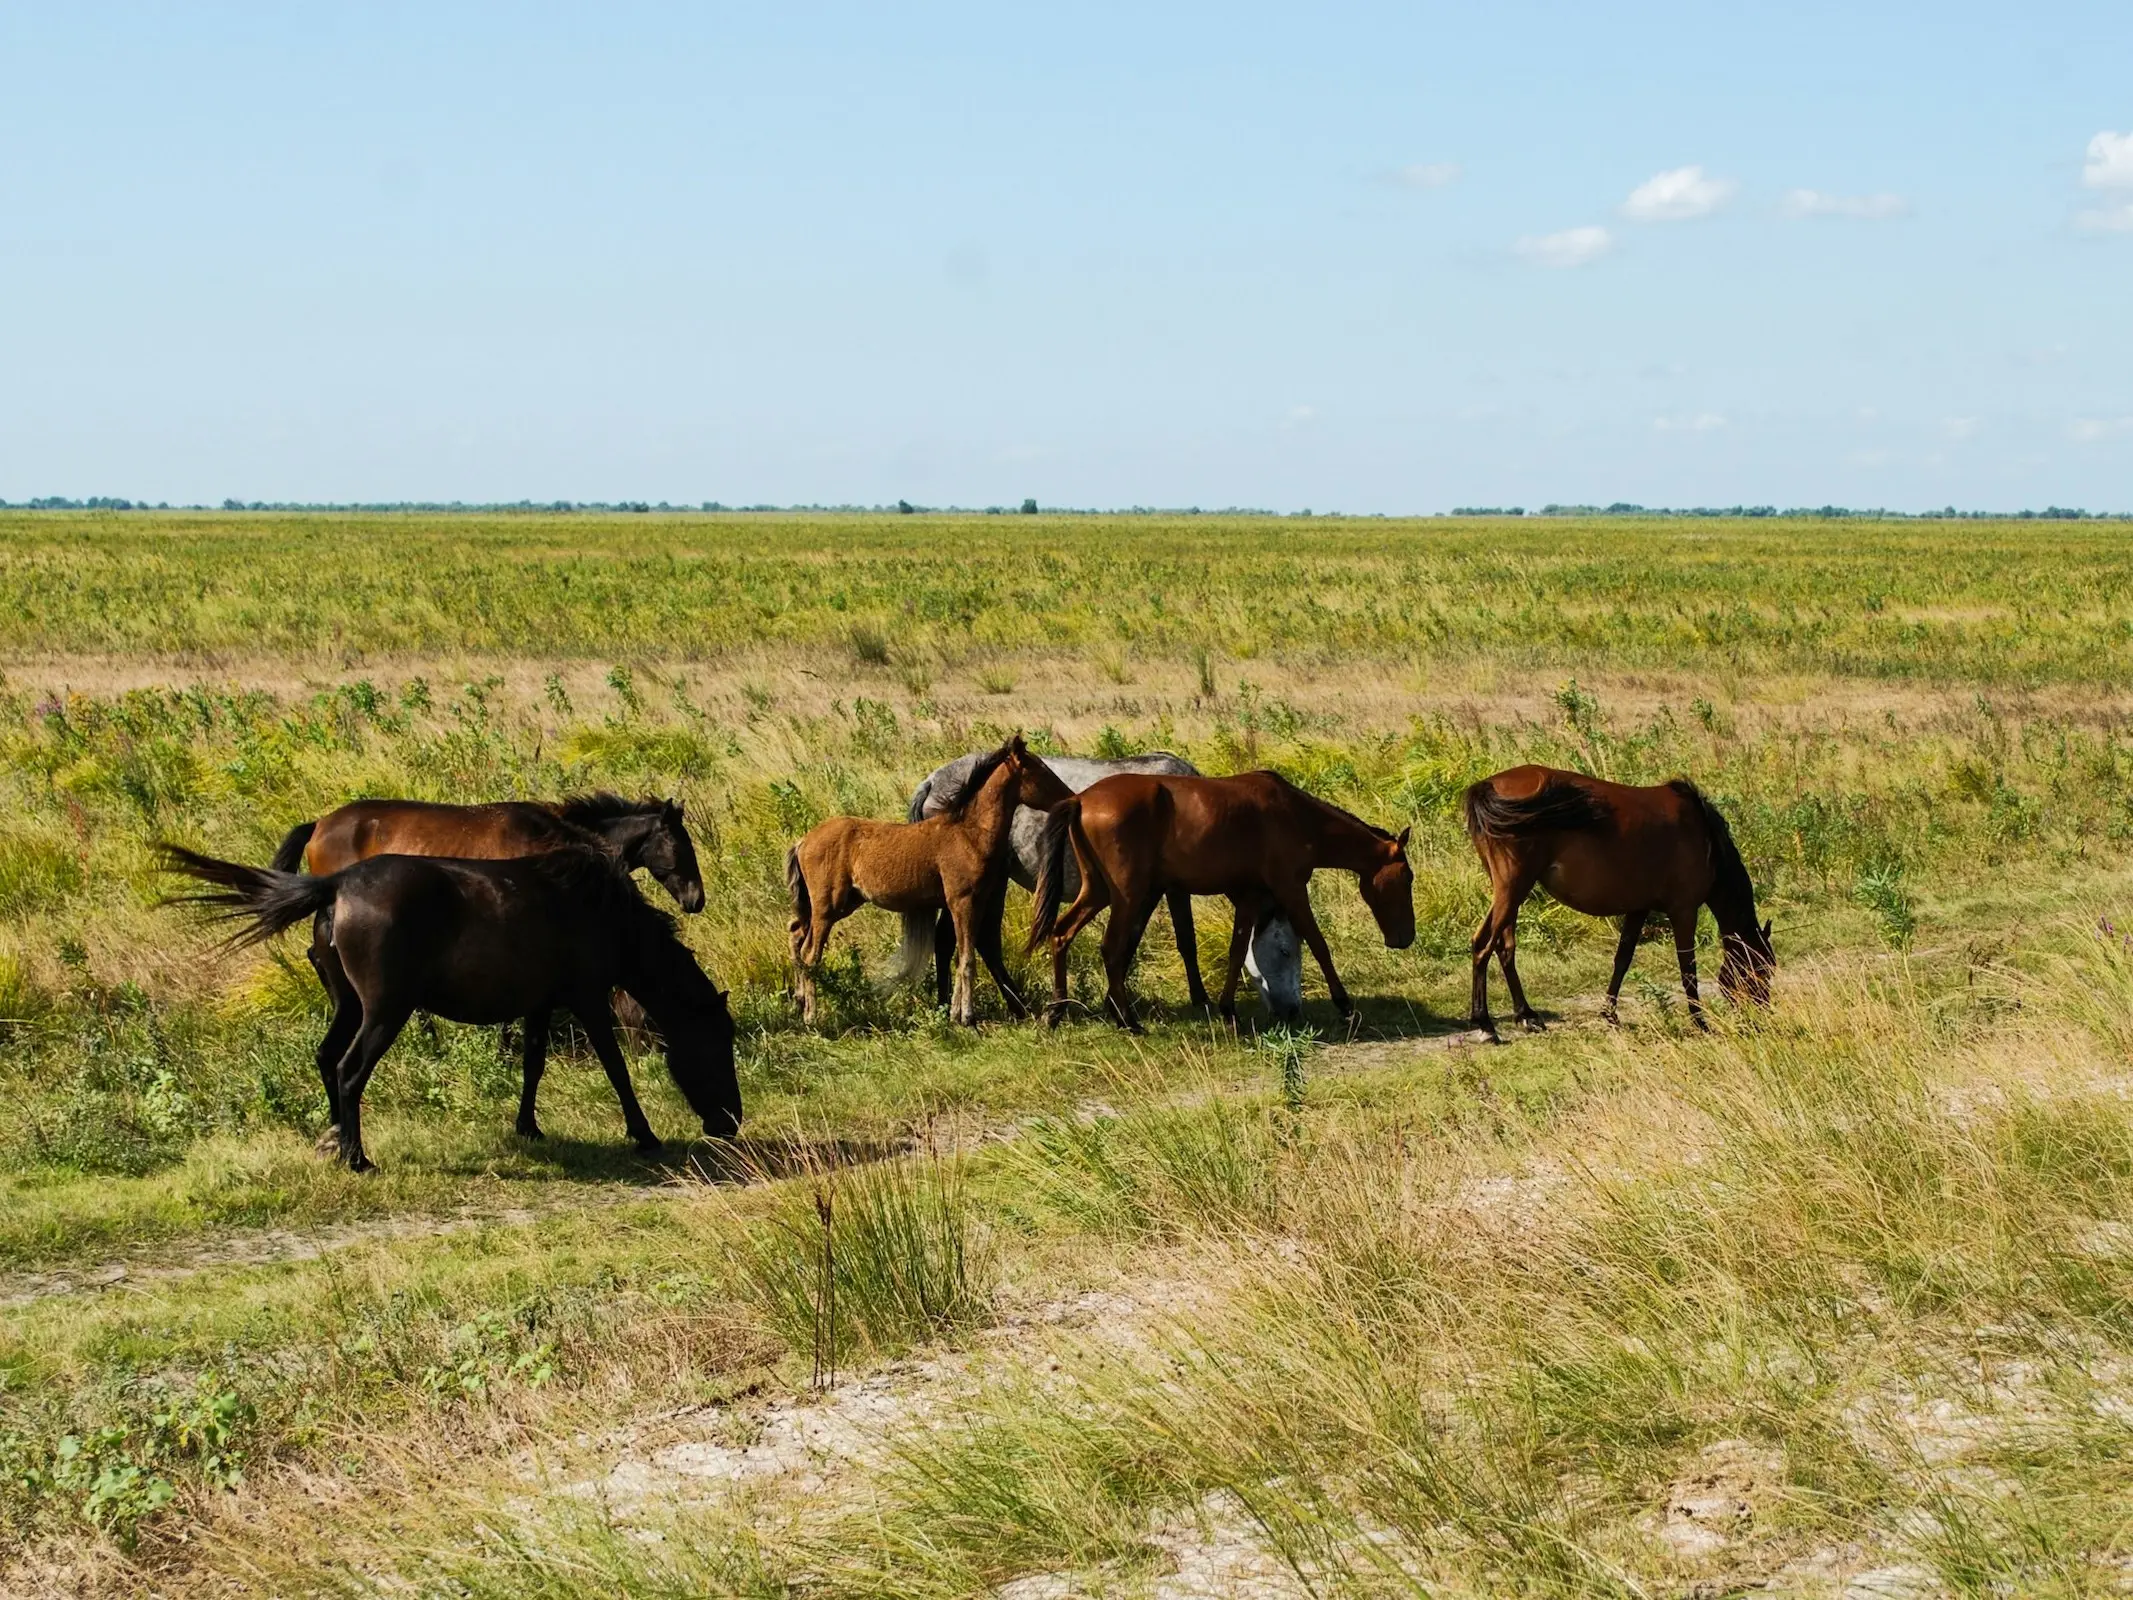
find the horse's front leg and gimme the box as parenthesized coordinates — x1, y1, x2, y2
(1667, 905, 1706, 1029)
(970, 880, 1028, 1020)
(581, 1004, 661, 1150)
(1217, 897, 1255, 1023)
(1168, 890, 1211, 1010)
(946, 895, 982, 1026)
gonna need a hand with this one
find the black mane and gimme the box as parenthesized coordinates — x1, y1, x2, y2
(1667, 780, 1758, 926)
(930, 738, 1017, 819)
(558, 792, 668, 827)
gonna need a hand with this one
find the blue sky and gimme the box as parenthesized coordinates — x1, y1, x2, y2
(2, 2, 2127, 511)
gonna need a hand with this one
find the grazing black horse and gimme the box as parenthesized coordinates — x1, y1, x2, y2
(158, 844, 741, 1171)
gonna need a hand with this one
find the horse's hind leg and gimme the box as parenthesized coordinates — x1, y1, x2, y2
(1667, 904, 1707, 1030)
(1167, 890, 1211, 1009)
(308, 918, 358, 1138)
(1496, 903, 1543, 1031)
(516, 1008, 552, 1138)
(1469, 871, 1534, 1036)
(1603, 912, 1647, 1024)
(1097, 891, 1156, 1033)
(581, 1006, 661, 1150)
(333, 1000, 413, 1173)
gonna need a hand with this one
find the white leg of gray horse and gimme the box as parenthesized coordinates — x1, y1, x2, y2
(1246, 913, 1304, 1022)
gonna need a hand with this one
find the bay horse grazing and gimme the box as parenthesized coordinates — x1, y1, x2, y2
(787, 736, 1071, 1026)
(1462, 766, 1774, 1036)
(272, 794, 705, 912)
(1028, 771, 1414, 1032)
(158, 843, 740, 1171)
(906, 749, 1305, 1016)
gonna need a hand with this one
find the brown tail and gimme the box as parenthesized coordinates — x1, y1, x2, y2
(1462, 778, 1611, 839)
(785, 845, 811, 933)
(1025, 800, 1079, 953)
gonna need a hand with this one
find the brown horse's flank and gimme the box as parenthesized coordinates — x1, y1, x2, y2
(1461, 765, 1774, 1035)
(1026, 769, 1414, 1031)
(785, 736, 1072, 1026)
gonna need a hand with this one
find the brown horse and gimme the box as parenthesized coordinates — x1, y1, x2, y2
(787, 736, 1073, 1025)
(1462, 765, 1773, 1036)
(1027, 770, 1414, 1031)
(272, 794, 704, 911)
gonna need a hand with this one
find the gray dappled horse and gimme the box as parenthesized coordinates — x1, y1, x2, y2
(904, 751, 1303, 1021)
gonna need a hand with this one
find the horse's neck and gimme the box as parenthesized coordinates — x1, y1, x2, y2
(594, 813, 651, 862)
(1303, 801, 1384, 872)
(956, 773, 1021, 850)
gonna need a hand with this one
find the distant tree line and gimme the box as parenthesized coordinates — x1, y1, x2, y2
(1, 497, 2125, 520)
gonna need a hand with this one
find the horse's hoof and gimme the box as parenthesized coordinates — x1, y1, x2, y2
(1516, 1013, 1547, 1033)
(346, 1154, 375, 1174)
(516, 1122, 544, 1140)
(633, 1133, 665, 1153)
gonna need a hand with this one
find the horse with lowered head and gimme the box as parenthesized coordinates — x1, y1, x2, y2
(158, 842, 739, 1171)
(1462, 765, 1774, 1036)
(1029, 769, 1415, 1032)
(788, 735, 1071, 1026)
(907, 749, 1305, 1021)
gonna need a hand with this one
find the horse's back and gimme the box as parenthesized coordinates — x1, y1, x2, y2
(308, 798, 570, 874)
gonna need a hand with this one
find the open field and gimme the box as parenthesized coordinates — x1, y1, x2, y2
(5, 511, 2133, 1596)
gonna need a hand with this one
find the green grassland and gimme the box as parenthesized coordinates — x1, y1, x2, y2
(4, 510, 2133, 1595)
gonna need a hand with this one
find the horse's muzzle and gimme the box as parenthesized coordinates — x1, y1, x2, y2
(679, 882, 707, 913)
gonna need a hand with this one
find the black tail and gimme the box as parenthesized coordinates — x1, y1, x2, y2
(1462, 778, 1611, 840)
(268, 819, 317, 873)
(1025, 801, 1078, 953)
(155, 843, 339, 950)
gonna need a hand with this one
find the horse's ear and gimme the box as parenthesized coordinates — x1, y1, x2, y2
(665, 798, 684, 820)
(1395, 826, 1411, 851)
(1762, 919, 1773, 941)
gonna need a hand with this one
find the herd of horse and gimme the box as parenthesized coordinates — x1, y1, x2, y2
(158, 740, 1775, 1171)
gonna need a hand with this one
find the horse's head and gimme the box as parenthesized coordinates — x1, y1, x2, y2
(1004, 734, 1074, 810)
(1721, 918, 1776, 1007)
(638, 799, 706, 912)
(1361, 826, 1416, 950)
(657, 978, 741, 1138)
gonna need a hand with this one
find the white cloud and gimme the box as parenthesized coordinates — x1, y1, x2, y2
(1514, 224, 1612, 268)
(1282, 405, 1318, 430)
(1780, 188, 1909, 220)
(1392, 161, 1461, 189)
(1653, 412, 1727, 433)
(1942, 417, 1981, 441)
(1621, 165, 1736, 221)
(2070, 417, 2133, 443)
(2084, 130, 2133, 189)
(2075, 200, 2133, 234)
